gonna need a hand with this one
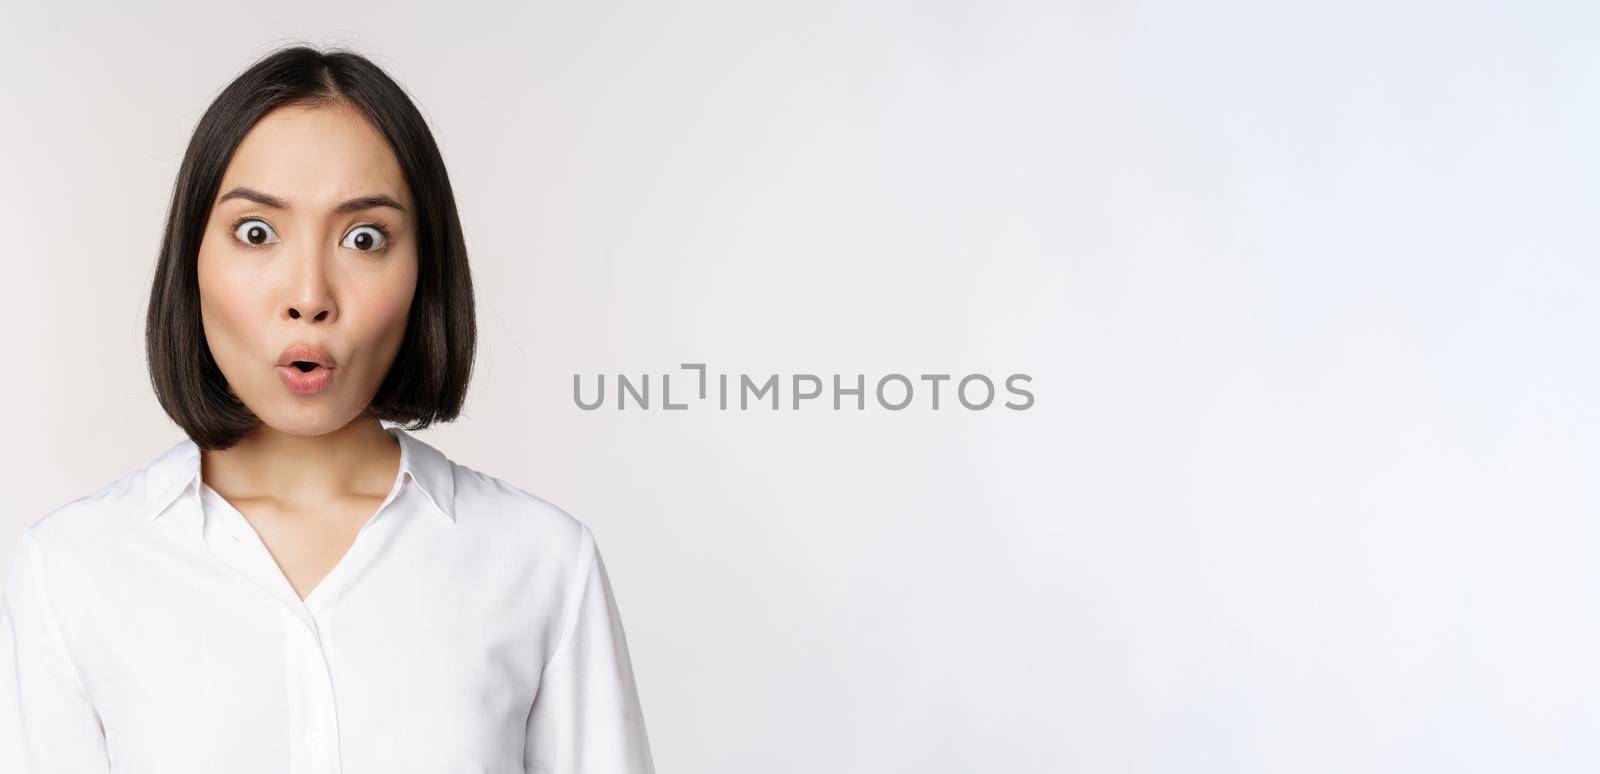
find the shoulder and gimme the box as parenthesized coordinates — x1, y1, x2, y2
(10, 465, 153, 584)
(25, 469, 146, 548)
(25, 434, 198, 550)
(447, 462, 594, 561)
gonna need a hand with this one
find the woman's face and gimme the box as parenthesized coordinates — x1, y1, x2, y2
(197, 101, 418, 437)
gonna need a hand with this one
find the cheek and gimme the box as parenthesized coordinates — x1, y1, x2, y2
(375, 274, 415, 327)
(356, 256, 418, 356)
(195, 244, 262, 360)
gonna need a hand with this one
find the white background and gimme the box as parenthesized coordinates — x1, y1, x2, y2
(2, 1, 1596, 771)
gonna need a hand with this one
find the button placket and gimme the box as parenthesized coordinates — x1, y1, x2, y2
(282, 606, 343, 774)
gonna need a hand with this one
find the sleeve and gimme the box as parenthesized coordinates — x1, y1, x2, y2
(0, 529, 113, 773)
(523, 523, 655, 774)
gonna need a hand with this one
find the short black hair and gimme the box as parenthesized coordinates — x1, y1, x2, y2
(145, 44, 476, 451)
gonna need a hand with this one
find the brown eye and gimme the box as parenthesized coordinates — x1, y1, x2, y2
(342, 225, 388, 252)
(232, 218, 279, 246)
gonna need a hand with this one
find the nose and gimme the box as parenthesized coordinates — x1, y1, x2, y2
(288, 304, 331, 321)
(283, 241, 338, 323)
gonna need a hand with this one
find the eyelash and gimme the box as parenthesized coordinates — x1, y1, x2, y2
(226, 216, 392, 252)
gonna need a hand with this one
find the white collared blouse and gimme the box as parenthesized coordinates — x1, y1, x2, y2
(0, 426, 655, 774)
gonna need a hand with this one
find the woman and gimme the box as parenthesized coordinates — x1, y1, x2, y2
(0, 45, 655, 773)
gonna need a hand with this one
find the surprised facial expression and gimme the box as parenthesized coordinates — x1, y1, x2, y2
(196, 101, 418, 436)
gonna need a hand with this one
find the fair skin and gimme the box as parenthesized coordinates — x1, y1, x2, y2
(195, 100, 419, 601)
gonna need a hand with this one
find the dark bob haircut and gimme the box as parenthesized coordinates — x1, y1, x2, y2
(146, 45, 476, 451)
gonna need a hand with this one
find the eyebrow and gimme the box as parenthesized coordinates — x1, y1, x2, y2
(216, 187, 407, 214)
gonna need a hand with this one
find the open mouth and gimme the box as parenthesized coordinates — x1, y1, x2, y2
(277, 361, 336, 394)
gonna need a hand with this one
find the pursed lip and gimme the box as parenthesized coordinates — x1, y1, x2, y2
(277, 343, 337, 369)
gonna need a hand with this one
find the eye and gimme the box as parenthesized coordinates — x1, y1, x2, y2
(342, 224, 390, 253)
(231, 218, 279, 247)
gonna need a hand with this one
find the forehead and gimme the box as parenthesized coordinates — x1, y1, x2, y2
(219, 102, 410, 209)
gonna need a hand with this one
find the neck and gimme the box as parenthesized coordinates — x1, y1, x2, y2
(199, 417, 401, 511)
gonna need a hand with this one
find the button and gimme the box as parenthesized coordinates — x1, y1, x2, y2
(307, 731, 323, 749)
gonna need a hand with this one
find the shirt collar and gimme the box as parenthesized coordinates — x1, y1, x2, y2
(141, 426, 456, 524)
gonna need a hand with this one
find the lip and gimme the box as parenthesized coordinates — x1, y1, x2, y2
(277, 364, 336, 394)
(276, 342, 337, 394)
(277, 343, 337, 368)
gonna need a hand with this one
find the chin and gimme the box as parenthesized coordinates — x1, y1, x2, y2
(256, 405, 358, 437)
